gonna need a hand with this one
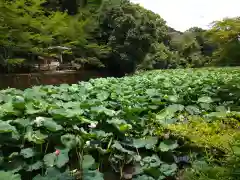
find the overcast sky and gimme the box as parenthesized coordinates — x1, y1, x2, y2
(131, 0, 240, 31)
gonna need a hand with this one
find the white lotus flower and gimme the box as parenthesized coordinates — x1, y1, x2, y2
(88, 122, 97, 128)
(86, 141, 90, 146)
(34, 117, 44, 127)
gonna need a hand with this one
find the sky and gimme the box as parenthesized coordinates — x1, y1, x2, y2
(131, 0, 240, 31)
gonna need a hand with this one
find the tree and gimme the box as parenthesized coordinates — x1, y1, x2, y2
(2, 0, 238, 74)
(168, 32, 201, 67)
(43, 0, 103, 14)
(187, 27, 215, 57)
(207, 17, 240, 66)
(0, 0, 115, 73)
(94, 0, 168, 76)
(0, 0, 91, 64)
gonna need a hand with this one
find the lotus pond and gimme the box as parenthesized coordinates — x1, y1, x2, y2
(1, 68, 240, 180)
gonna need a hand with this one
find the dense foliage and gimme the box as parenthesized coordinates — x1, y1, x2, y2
(207, 17, 240, 66)
(0, 0, 239, 74)
(0, 1, 240, 179)
(0, 67, 240, 179)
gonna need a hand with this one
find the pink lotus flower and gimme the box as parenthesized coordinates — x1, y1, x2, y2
(55, 149, 60, 156)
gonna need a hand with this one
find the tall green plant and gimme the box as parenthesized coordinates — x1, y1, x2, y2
(0, 0, 91, 64)
(207, 17, 240, 66)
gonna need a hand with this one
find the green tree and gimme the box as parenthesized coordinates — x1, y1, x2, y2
(208, 17, 240, 66)
(95, 0, 168, 75)
(169, 32, 201, 67)
(170, 32, 200, 57)
(0, 0, 91, 68)
(187, 27, 215, 57)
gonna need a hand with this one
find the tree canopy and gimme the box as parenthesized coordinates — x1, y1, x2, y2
(0, 0, 239, 74)
(207, 17, 240, 66)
